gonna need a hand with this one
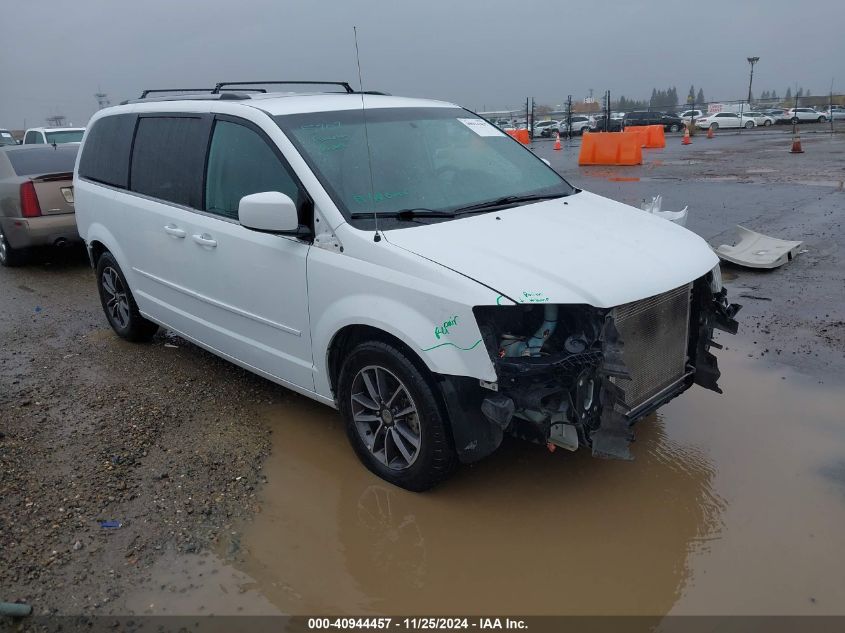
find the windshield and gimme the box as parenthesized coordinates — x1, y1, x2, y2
(45, 130, 84, 144)
(0, 131, 17, 146)
(275, 107, 573, 229)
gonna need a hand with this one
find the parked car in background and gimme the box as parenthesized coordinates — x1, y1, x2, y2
(695, 112, 756, 130)
(589, 115, 623, 132)
(0, 144, 79, 266)
(824, 106, 845, 120)
(762, 109, 791, 124)
(1, 129, 19, 146)
(23, 127, 86, 145)
(73, 85, 737, 490)
(744, 111, 775, 126)
(678, 110, 705, 122)
(623, 111, 684, 132)
(786, 108, 827, 124)
(556, 115, 594, 135)
(533, 120, 560, 137)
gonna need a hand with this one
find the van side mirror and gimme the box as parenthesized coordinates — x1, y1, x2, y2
(238, 192, 305, 235)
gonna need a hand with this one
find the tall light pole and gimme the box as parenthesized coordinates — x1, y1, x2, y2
(746, 56, 760, 106)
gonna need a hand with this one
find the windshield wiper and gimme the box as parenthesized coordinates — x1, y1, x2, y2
(453, 193, 568, 214)
(351, 208, 456, 220)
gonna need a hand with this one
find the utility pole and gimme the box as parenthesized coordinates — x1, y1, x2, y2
(746, 57, 759, 105)
(566, 95, 572, 140)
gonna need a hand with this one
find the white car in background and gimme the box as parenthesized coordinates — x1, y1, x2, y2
(533, 120, 560, 137)
(23, 127, 86, 144)
(678, 109, 705, 122)
(695, 112, 757, 130)
(824, 106, 845, 120)
(556, 115, 594, 135)
(744, 111, 775, 127)
(786, 108, 827, 123)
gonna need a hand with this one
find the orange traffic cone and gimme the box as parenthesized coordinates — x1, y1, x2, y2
(706, 126, 714, 139)
(553, 131, 562, 151)
(790, 131, 804, 154)
(682, 126, 692, 145)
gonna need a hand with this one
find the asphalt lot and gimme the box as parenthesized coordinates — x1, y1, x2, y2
(1, 126, 844, 619)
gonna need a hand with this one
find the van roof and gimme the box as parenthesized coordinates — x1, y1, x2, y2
(115, 92, 459, 117)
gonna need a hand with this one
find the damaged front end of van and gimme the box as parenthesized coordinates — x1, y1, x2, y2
(439, 270, 740, 462)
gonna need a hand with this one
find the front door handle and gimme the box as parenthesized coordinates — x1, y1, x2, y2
(164, 224, 186, 238)
(192, 233, 217, 248)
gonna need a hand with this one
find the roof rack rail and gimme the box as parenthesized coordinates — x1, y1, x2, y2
(212, 81, 354, 94)
(138, 87, 268, 99)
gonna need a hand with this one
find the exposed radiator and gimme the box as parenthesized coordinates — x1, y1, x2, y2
(610, 283, 692, 410)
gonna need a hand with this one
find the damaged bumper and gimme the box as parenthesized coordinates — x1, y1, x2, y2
(439, 274, 740, 464)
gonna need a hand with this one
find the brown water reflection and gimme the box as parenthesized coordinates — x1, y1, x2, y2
(218, 345, 845, 616)
(225, 399, 722, 615)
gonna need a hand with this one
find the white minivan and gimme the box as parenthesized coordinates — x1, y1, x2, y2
(73, 82, 740, 490)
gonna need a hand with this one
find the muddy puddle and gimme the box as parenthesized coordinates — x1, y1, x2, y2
(177, 340, 845, 616)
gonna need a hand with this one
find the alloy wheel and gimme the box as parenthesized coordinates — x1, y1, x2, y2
(101, 267, 131, 329)
(351, 365, 422, 471)
(0, 228, 7, 264)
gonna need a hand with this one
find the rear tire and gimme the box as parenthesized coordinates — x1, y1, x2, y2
(792, 117, 800, 124)
(669, 124, 680, 132)
(745, 121, 754, 129)
(710, 123, 719, 131)
(764, 119, 772, 126)
(818, 116, 826, 123)
(338, 340, 457, 491)
(0, 226, 26, 267)
(96, 252, 159, 342)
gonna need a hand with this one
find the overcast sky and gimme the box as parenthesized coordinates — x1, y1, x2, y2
(2, 0, 843, 128)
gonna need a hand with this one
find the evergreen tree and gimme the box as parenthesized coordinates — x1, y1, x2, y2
(688, 85, 696, 104)
(785, 87, 792, 101)
(771, 89, 778, 99)
(650, 88, 657, 107)
(796, 88, 804, 98)
(805, 88, 811, 97)
(696, 88, 705, 107)
(761, 90, 769, 100)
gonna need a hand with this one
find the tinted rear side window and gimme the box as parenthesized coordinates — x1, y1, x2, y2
(78, 115, 136, 188)
(6, 146, 78, 176)
(130, 116, 208, 207)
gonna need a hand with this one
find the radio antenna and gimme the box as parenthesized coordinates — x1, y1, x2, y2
(354, 26, 381, 242)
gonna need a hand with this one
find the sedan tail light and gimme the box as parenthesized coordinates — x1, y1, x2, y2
(20, 181, 42, 218)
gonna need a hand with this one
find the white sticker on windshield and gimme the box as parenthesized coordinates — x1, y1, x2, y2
(0, 132, 12, 138)
(457, 118, 503, 137)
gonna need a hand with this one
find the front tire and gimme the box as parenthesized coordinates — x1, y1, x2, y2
(764, 119, 772, 126)
(96, 252, 159, 342)
(0, 225, 26, 267)
(745, 121, 754, 129)
(338, 340, 457, 491)
(818, 116, 827, 123)
(669, 124, 680, 132)
(710, 122, 719, 131)
(792, 117, 800, 124)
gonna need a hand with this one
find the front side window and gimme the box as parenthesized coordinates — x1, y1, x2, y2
(276, 107, 572, 230)
(45, 130, 84, 144)
(25, 131, 44, 144)
(130, 116, 207, 207)
(205, 120, 302, 220)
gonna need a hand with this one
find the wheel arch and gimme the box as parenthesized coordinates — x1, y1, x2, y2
(327, 324, 435, 402)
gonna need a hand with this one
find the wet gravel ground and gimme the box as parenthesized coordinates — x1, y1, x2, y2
(1, 126, 844, 621)
(0, 254, 278, 616)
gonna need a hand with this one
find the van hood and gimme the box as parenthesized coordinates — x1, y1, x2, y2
(383, 190, 718, 308)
